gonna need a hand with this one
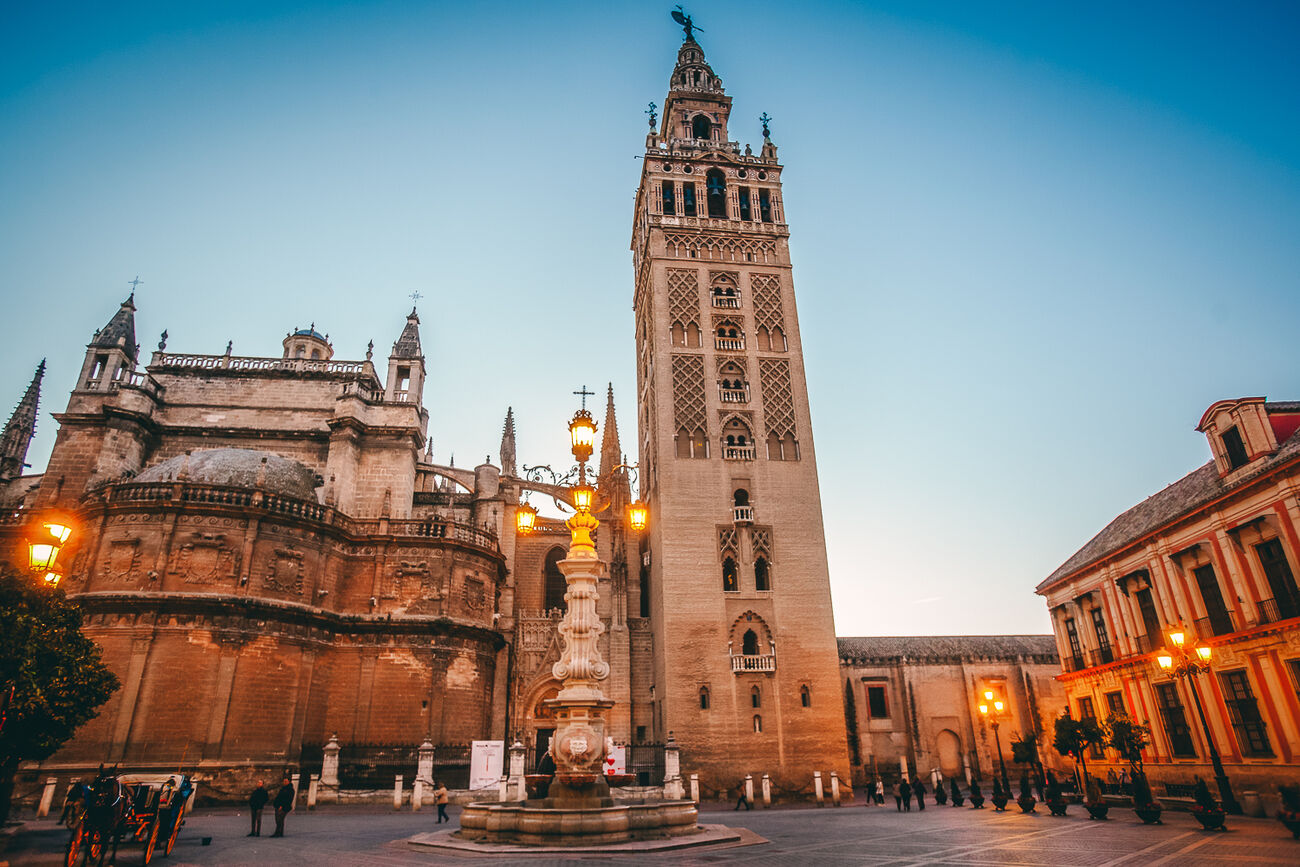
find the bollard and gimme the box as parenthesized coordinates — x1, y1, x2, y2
(498, 775, 509, 802)
(814, 770, 824, 806)
(690, 773, 699, 804)
(291, 773, 301, 810)
(744, 773, 754, 807)
(761, 773, 772, 808)
(307, 774, 319, 811)
(831, 771, 841, 806)
(37, 777, 58, 818)
(393, 775, 404, 810)
(509, 741, 526, 801)
(321, 734, 341, 788)
(417, 740, 435, 787)
(412, 779, 423, 811)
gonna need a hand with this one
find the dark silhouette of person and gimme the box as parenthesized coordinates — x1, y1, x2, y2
(901, 780, 913, 811)
(912, 778, 926, 810)
(247, 779, 268, 836)
(434, 781, 450, 824)
(893, 780, 903, 811)
(271, 776, 295, 837)
(733, 779, 752, 810)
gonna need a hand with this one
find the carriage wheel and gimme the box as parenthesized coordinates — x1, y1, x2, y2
(65, 822, 86, 867)
(142, 817, 160, 866)
(163, 802, 184, 856)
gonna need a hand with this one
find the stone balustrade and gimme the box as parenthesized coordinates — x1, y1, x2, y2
(724, 445, 755, 461)
(730, 653, 776, 673)
(151, 352, 369, 376)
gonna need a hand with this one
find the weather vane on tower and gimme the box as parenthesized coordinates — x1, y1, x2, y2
(671, 6, 702, 41)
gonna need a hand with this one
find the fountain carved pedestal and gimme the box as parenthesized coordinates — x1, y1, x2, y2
(456, 503, 700, 846)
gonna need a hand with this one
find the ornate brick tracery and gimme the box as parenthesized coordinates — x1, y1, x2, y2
(671, 354, 707, 434)
(758, 358, 796, 438)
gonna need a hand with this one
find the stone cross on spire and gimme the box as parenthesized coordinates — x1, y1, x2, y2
(499, 407, 517, 477)
(0, 360, 45, 481)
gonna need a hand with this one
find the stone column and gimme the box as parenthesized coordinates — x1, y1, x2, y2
(662, 732, 684, 799)
(761, 773, 772, 807)
(37, 778, 58, 818)
(509, 741, 526, 801)
(831, 771, 841, 806)
(412, 779, 423, 811)
(307, 775, 319, 810)
(393, 775, 403, 810)
(689, 773, 699, 803)
(498, 776, 509, 802)
(417, 739, 434, 785)
(291, 773, 301, 809)
(814, 770, 824, 806)
(321, 735, 340, 788)
(744, 774, 754, 805)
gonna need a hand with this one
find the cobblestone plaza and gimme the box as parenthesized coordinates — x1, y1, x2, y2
(7, 802, 1300, 866)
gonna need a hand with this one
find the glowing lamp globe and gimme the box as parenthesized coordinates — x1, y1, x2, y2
(1168, 630, 1185, 648)
(994, 700, 1004, 713)
(1195, 645, 1212, 662)
(572, 484, 595, 512)
(27, 520, 73, 574)
(42, 572, 62, 587)
(1156, 651, 1173, 670)
(978, 703, 989, 715)
(568, 410, 597, 462)
(983, 689, 994, 701)
(515, 503, 538, 535)
(628, 500, 649, 531)
(45, 522, 72, 544)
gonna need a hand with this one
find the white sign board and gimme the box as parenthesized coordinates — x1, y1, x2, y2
(607, 744, 626, 775)
(469, 740, 504, 790)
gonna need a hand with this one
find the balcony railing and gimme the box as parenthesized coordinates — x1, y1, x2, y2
(1195, 609, 1237, 638)
(711, 295, 742, 309)
(732, 506, 754, 524)
(731, 653, 776, 673)
(719, 387, 749, 403)
(1257, 594, 1300, 624)
(1090, 646, 1115, 667)
(715, 337, 745, 351)
(1134, 633, 1157, 654)
(724, 445, 755, 461)
(1063, 654, 1086, 673)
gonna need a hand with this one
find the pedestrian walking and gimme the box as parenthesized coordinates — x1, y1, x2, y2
(60, 779, 87, 828)
(912, 777, 926, 810)
(270, 776, 295, 837)
(874, 779, 885, 806)
(892, 780, 903, 811)
(247, 780, 269, 837)
(733, 779, 752, 810)
(901, 780, 912, 811)
(434, 781, 450, 824)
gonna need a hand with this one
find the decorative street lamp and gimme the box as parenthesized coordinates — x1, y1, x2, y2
(27, 518, 73, 588)
(978, 689, 1011, 792)
(1155, 628, 1241, 814)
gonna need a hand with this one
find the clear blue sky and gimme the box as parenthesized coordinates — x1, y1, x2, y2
(2, 1, 1298, 635)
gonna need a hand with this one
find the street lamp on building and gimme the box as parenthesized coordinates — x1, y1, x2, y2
(1155, 628, 1241, 814)
(26, 517, 74, 587)
(978, 689, 1011, 792)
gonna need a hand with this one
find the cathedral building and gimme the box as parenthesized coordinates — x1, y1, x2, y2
(0, 26, 850, 797)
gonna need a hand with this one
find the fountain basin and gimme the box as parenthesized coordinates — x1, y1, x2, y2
(457, 799, 699, 846)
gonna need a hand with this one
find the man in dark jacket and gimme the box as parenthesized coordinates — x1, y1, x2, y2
(247, 780, 269, 836)
(271, 777, 295, 837)
(912, 777, 926, 810)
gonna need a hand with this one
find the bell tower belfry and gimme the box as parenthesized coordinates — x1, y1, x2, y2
(631, 23, 849, 790)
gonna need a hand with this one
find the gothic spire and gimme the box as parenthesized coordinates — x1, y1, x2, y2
(500, 407, 517, 477)
(0, 359, 45, 481)
(598, 384, 630, 504)
(91, 294, 139, 361)
(390, 308, 423, 359)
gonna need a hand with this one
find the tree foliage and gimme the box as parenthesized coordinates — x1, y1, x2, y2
(1051, 713, 1103, 781)
(0, 567, 119, 823)
(1009, 731, 1038, 766)
(1102, 712, 1150, 771)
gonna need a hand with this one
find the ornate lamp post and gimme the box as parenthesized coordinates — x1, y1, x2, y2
(26, 517, 73, 587)
(1155, 628, 1241, 814)
(512, 395, 647, 801)
(978, 690, 1011, 792)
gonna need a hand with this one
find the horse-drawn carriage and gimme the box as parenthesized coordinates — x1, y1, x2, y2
(65, 770, 193, 866)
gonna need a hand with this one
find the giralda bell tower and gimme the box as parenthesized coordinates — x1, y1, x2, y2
(631, 18, 850, 790)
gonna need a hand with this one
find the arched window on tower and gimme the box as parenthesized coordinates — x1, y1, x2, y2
(722, 556, 738, 592)
(692, 113, 712, 140)
(543, 547, 567, 611)
(750, 685, 762, 708)
(733, 489, 750, 507)
(755, 556, 770, 591)
(699, 686, 710, 710)
(753, 714, 763, 733)
(661, 180, 676, 215)
(742, 628, 760, 656)
(706, 169, 727, 218)
(800, 685, 812, 707)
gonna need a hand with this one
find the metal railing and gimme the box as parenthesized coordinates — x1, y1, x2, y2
(1256, 595, 1300, 624)
(1091, 645, 1115, 666)
(731, 653, 776, 673)
(1063, 654, 1086, 673)
(1194, 609, 1236, 638)
(1133, 633, 1156, 654)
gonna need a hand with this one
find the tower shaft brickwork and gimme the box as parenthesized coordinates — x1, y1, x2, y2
(632, 33, 850, 789)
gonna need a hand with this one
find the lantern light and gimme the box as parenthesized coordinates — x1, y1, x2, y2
(28, 542, 58, 573)
(978, 703, 989, 715)
(1195, 645, 1212, 663)
(628, 500, 649, 532)
(1168, 629, 1185, 648)
(42, 572, 62, 587)
(983, 689, 994, 701)
(1156, 650, 1173, 670)
(27, 518, 73, 574)
(568, 410, 597, 462)
(572, 484, 595, 512)
(994, 700, 1004, 712)
(515, 502, 538, 535)
(44, 522, 72, 544)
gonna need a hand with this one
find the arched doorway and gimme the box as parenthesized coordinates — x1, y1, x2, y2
(936, 729, 962, 780)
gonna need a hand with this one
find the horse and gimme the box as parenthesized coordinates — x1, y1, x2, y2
(66, 766, 129, 866)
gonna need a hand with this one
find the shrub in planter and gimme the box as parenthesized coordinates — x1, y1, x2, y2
(949, 778, 964, 807)
(1278, 784, 1300, 839)
(1044, 771, 1068, 817)
(1084, 776, 1109, 820)
(990, 777, 1009, 811)
(969, 780, 985, 809)
(1131, 771, 1163, 825)
(1017, 772, 1037, 814)
(1191, 776, 1227, 831)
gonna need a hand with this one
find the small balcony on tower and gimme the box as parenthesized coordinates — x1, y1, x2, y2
(715, 323, 744, 352)
(732, 488, 754, 524)
(722, 417, 755, 461)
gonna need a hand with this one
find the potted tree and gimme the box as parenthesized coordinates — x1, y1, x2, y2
(1104, 712, 1160, 824)
(1191, 776, 1227, 831)
(1017, 771, 1037, 813)
(969, 779, 985, 809)
(949, 778, 964, 807)
(1278, 783, 1300, 839)
(1044, 771, 1068, 816)
(1053, 713, 1105, 816)
(1084, 775, 1110, 820)
(990, 776, 1009, 811)
(1010, 732, 1044, 799)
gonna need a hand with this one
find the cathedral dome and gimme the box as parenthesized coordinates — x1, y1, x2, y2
(135, 448, 321, 499)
